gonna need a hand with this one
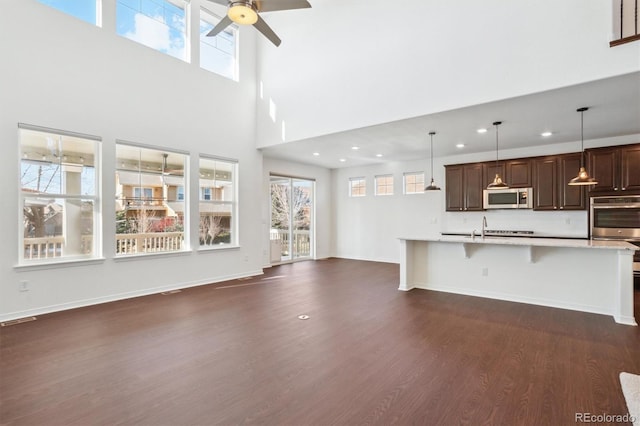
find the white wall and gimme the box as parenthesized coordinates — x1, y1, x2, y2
(256, 0, 640, 148)
(262, 157, 332, 265)
(0, 1, 263, 321)
(331, 135, 640, 263)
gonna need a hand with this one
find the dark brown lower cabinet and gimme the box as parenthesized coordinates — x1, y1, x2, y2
(533, 153, 586, 210)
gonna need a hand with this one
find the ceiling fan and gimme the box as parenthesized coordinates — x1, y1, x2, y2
(205, 0, 311, 47)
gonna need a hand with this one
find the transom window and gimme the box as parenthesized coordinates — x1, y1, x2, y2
(404, 172, 425, 194)
(19, 125, 101, 263)
(349, 177, 366, 197)
(37, 0, 102, 26)
(115, 143, 188, 256)
(116, 0, 189, 62)
(199, 156, 238, 248)
(375, 175, 394, 196)
(200, 8, 238, 81)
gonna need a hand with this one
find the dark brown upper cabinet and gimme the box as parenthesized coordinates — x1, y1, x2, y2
(588, 143, 640, 195)
(505, 159, 532, 188)
(531, 153, 586, 211)
(445, 164, 484, 212)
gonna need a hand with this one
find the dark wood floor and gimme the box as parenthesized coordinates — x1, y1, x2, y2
(1, 259, 639, 426)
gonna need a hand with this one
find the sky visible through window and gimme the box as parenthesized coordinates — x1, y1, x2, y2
(37, 0, 97, 25)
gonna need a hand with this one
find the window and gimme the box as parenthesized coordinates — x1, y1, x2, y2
(200, 8, 238, 80)
(37, 0, 101, 26)
(199, 156, 237, 248)
(349, 177, 366, 197)
(19, 125, 101, 263)
(115, 143, 187, 256)
(116, 0, 189, 62)
(375, 175, 394, 196)
(404, 172, 425, 194)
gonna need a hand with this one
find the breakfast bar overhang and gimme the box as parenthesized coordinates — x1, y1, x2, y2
(399, 236, 638, 326)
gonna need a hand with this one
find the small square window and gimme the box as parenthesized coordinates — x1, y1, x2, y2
(349, 177, 366, 197)
(375, 175, 394, 196)
(404, 172, 425, 194)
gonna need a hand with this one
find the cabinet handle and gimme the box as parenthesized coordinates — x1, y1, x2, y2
(622, 187, 626, 191)
(460, 208, 463, 211)
(554, 207, 557, 210)
(614, 187, 619, 191)
(560, 206, 564, 209)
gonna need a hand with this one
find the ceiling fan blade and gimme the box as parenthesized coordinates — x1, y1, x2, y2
(206, 15, 233, 37)
(253, 15, 282, 46)
(204, 0, 229, 6)
(255, 0, 311, 12)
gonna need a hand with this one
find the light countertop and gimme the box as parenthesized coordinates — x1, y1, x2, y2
(399, 235, 639, 251)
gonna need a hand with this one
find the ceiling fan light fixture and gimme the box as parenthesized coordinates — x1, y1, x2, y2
(568, 107, 598, 186)
(228, 2, 258, 25)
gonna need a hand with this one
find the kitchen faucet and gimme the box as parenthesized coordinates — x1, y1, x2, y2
(482, 216, 487, 238)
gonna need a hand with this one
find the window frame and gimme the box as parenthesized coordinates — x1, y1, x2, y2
(116, 0, 191, 62)
(374, 174, 394, 196)
(36, 0, 103, 27)
(18, 123, 102, 266)
(198, 154, 239, 250)
(349, 177, 366, 197)
(115, 141, 189, 257)
(199, 7, 239, 81)
(403, 171, 425, 195)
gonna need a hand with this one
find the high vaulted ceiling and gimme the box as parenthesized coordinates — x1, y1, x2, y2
(260, 71, 640, 169)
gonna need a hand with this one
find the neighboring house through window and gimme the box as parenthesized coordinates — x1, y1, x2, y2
(199, 155, 238, 248)
(115, 143, 188, 256)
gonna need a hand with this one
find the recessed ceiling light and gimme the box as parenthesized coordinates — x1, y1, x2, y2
(456, 144, 465, 149)
(351, 146, 359, 150)
(541, 131, 553, 137)
(312, 152, 320, 156)
(376, 154, 383, 158)
(477, 128, 488, 134)
(339, 158, 346, 162)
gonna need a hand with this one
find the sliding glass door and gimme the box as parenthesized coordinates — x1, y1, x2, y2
(270, 175, 314, 263)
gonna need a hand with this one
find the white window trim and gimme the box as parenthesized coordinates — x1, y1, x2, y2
(403, 171, 425, 195)
(349, 177, 366, 197)
(375, 174, 394, 196)
(18, 124, 103, 266)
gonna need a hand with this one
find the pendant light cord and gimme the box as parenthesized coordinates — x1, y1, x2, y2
(580, 108, 584, 168)
(430, 133, 434, 182)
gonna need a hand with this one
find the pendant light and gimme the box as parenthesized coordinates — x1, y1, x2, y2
(487, 121, 509, 189)
(425, 131, 441, 191)
(568, 107, 598, 186)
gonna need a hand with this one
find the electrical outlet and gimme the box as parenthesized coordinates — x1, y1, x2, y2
(482, 267, 489, 277)
(19, 280, 29, 292)
(244, 256, 249, 262)
(565, 218, 571, 225)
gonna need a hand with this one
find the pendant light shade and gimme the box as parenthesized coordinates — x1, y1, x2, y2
(425, 131, 441, 191)
(568, 107, 598, 186)
(487, 121, 509, 189)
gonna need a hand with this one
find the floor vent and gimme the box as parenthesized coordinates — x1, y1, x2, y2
(161, 289, 182, 295)
(1, 316, 37, 327)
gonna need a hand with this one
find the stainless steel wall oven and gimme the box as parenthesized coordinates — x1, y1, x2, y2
(590, 195, 640, 278)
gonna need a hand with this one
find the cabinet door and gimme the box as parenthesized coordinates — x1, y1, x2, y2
(557, 153, 586, 210)
(620, 144, 640, 192)
(588, 147, 618, 193)
(483, 162, 506, 188)
(464, 164, 484, 211)
(445, 166, 464, 211)
(532, 157, 557, 210)
(505, 159, 532, 188)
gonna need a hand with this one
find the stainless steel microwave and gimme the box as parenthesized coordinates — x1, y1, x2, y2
(483, 188, 533, 209)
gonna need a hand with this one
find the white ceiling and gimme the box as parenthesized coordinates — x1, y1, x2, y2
(260, 71, 640, 169)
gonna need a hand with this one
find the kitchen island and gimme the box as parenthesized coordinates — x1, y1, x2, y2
(399, 236, 638, 326)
